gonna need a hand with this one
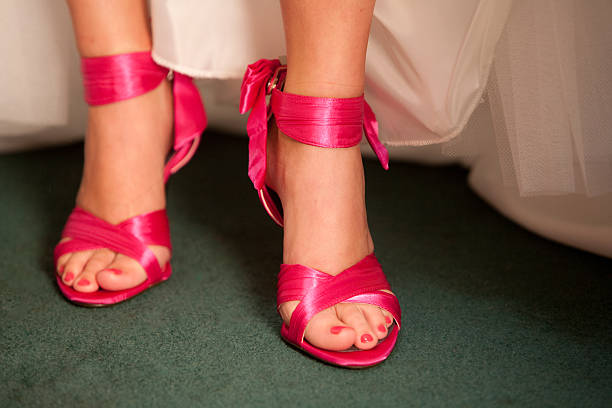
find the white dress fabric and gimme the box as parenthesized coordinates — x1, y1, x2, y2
(0, 0, 86, 151)
(0, 0, 610, 257)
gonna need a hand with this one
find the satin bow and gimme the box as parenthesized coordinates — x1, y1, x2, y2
(239, 58, 389, 190)
(239, 59, 282, 190)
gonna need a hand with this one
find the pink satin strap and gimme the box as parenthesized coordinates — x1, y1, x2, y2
(277, 253, 401, 345)
(164, 72, 207, 182)
(53, 207, 171, 283)
(239, 59, 282, 190)
(81, 52, 207, 183)
(239, 58, 389, 191)
(81, 52, 165, 105)
(271, 90, 364, 148)
(363, 100, 389, 171)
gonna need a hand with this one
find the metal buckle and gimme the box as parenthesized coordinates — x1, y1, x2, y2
(267, 65, 287, 95)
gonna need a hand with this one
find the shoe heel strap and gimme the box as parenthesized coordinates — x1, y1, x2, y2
(81, 52, 207, 182)
(239, 58, 388, 190)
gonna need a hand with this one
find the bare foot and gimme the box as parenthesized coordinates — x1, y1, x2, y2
(267, 123, 394, 351)
(56, 79, 173, 293)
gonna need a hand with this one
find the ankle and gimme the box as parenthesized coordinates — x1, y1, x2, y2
(75, 80, 172, 221)
(283, 78, 364, 99)
(271, 129, 373, 273)
(85, 78, 172, 162)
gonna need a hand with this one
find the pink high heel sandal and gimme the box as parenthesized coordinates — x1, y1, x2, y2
(54, 51, 207, 306)
(240, 59, 401, 368)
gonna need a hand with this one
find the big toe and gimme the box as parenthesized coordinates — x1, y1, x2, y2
(96, 254, 148, 291)
(303, 307, 356, 351)
(280, 301, 356, 351)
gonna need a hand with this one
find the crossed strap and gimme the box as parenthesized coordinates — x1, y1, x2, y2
(277, 254, 401, 345)
(53, 208, 172, 283)
(81, 51, 207, 182)
(239, 58, 389, 191)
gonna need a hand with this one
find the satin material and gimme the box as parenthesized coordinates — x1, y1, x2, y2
(54, 207, 171, 286)
(239, 58, 389, 191)
(239, 59, 282, 190)
(271, 90, 390, 170)
(55, 52, 206, 305)
(81, 53, 166, 106)
(81, 51, 207, 182)
(241, 59, 401, 366)
(165, 71, 207, 181)
(278, 253, 401, 346)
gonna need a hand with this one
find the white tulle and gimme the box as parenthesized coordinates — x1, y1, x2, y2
(452, 0, 612, 197)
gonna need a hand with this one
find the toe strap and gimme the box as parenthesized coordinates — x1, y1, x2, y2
(54, 207, 171, 283)
(277, 253, 401, 345)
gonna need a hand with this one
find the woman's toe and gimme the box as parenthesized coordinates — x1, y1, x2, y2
(71, 262, 100, 293)
(56, 253, 71, 276)
(97, 254, 147, 291)
(76, 249, 115, 292)
(381, 308, 394, 329)
(62, 249, 93, 285)
(303, 307, 356, 351)
(361, 304, 389, 340)
(336, 303, 379, 350)
(56, 239, 72, 276)
(70, 249, 113, 292)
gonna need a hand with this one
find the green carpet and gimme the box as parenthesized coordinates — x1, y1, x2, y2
(1, 133, 610, 407)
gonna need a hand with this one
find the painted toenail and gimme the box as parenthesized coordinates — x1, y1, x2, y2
(58, 265, 64, 274)
(64, 272, 74, 281)
(77, 279, 90, 286)
(361, 334, 374, 343)
(385, 316, 392, 324)
(330, 326, 349, 335)
(108, 268, 122, 275)
(378, 324, 386, 333)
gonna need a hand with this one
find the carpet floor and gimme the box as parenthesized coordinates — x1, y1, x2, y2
(1, 134, 610, 407)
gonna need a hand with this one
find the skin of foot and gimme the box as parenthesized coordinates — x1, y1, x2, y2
(56, 79, 173, 293)
(266, 122, 395, 351)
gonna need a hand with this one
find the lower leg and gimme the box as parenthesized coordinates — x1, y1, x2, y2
(57, 0, 172, 292)
(270, 0, 393, 350)
(281, 0, 373, 98)
(276, 0, 376, 270)
(67, 0, 152, 57)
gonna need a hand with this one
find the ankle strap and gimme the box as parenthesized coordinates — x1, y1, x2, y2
(82, 52, 167, 105)
(81, 52, 207, 182)
(271, 90, 364, 148)
(240, 59, 388, 190)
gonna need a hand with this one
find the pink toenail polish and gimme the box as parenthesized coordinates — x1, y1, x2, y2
(385, 316, 392, 324)
(108, 268, 122, 275)
(58, 265, 64, 274)
(378, 324, 386, 333)
(64, 272, 74, 282)
(77, 279, 90, 286)
(361, 334, 374, 343)
(330, 326, 349, 335)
